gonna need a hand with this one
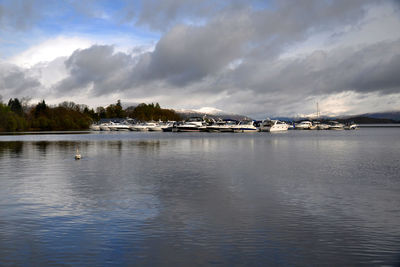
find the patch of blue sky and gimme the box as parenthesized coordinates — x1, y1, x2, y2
(249, 0, 274, 11)
(0, 0, 159, 60)
(0, 29, 45, 60)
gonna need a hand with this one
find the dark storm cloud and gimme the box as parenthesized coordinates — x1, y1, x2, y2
(230, 39, 400, 97)
(130, 13, 252, 86)
(134, 0, 237, 31)
(247, 0, 373, 58)
(345, 49, 400, 94)
(307, 40, 400, 95)
(23, 0, 399, 109)
(125, 0, 380, 88)
(0, 62, 41, 97)
(129, 0, 374, 38)
(53, 45, 134, 96)
(53, 38, 400, 101)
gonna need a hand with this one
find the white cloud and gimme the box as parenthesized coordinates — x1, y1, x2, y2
(2, 1, 400, 118)
(28, 57, 69, 87)
(280, 2, 400, 60)
(8, 34, 155, 68)
(9, 36, 94, 68)
(308, 92, 400, 117)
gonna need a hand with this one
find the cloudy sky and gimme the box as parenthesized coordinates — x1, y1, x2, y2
(0, 0, 399, 118)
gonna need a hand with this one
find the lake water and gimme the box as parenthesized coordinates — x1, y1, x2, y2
(0, 129, 399, 266)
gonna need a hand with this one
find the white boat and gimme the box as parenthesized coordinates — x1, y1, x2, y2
(104, 122, 117, 131)
(176, 117, 205, 132)
(161, 121, 176, 132)
(145, 122, 162, 131)
(313, 121, 330, 130)
(90, 124, 101, 131)
(206, 120, 238, 132)
(260, 120, 289, 132)
(148, 125, 163, 131)
(130, 123, 149, 131)
(116, 122, 132, 131)
(309, 124, 318, 130)
(295, 121, 313, 130)
(106, 122, 118, 131)
(99, 124, 111, 131)
(232, 120, 259, 133)
(344, 123, 358, 130)
(328, 121, 344, 130)
(105, 121, 131, 131)
(220, 120, 239, 132)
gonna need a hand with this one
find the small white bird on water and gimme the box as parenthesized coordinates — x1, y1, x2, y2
(75, 148, 81, 160)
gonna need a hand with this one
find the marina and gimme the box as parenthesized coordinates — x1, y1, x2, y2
(90, 117, 368, 133)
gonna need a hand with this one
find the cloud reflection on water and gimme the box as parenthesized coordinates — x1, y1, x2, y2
(0, 131, 399, 265)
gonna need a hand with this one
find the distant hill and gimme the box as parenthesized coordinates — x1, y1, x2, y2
(280, 110, 400, 124)
(336, 116, 398, 124)
(359, 111, 400, 121)
(338, 111, 400, 124)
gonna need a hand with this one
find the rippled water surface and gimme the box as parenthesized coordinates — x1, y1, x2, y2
(1, 129, 399, 266)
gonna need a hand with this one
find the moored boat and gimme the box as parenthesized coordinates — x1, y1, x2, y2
(328, 121, 345, 130)
(344, 122, 358, 130)
(145, 122, 161, 131)
(90, 124, 101, 131)
(206, 120, 238, 132)
(260, 119, 289, 132)
(313, 121, 330, 130)
(130, 123, 149, 131)
(161, 122, 176, 132)
(295, 121, 313, 130)
(232, 120, 259, 133)
(176, 117, 205, 132)
(99, 123, 111, 131)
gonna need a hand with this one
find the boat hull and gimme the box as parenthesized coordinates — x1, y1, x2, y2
(162, 127, 173, 132)
(316, 125, 330, 130)
(295, 126, 310, 130)
(233, 128, 259, 133)
(148, 127, 163, 131)
(90, 125, 101, 131)
(329, 126, 344, 130)
(261, 126, 288, 132)
(100, 126, 110, 131)
(176, 126, 200, 132)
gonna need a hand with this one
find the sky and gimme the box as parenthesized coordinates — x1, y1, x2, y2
(0, 0, 400, 118)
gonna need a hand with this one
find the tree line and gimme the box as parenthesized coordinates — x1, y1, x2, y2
(0, 98, 181, 132)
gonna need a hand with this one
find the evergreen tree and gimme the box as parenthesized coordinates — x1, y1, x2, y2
(96, 107, 106, 119)
(8, 98, 23, 116)
(34, 100, 48, 117)
(126, 103, 181, 121)
(115, 100, 125, 118)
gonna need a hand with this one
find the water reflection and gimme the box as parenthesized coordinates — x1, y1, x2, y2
(35, 141, 50, 156)
(0, 141, 24, 157)
(0, 130, 399, 266)
(0, 140, 166, 159)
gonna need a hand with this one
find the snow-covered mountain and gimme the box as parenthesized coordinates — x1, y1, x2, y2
(175, 107, 227, 115)
(193, 107, 225, 115)
(175, 107, 248, 120)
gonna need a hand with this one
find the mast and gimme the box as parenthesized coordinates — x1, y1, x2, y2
(316, 102, 319, 120)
